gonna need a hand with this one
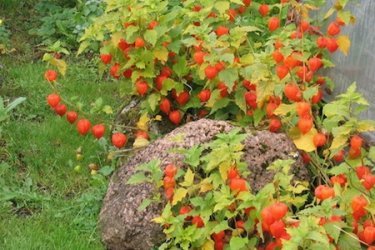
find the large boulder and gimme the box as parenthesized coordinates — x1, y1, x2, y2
(100, 119, 310, 250)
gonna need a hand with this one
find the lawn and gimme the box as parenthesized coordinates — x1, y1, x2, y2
(0, 57, 122, 249)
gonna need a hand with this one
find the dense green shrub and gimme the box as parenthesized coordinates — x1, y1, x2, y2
(30, 0, 105, 50)
(0, 0, 36, 9)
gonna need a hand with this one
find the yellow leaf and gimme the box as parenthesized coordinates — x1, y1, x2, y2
(236, 191, 253, 201)
(136, 113, 150, 131)
(200, 178, 213, 193)
(111, 32, 123, 47)
(214, 1, 230, 14)
(206, 89, 221, 108)
(42, 53, 53, 62)
(50, 58, 67, 76)
(324, 8, 335, 19)
(168, 133, 185, 143)
(172, 188, 188, 205)
(330, 134, 348, 150)
(152, 216, 164, 224)
(287, 181, 309, 194)
(281, 195, 308, 208)
(274, 103, 296, 116)
(288, 126, 301, 140)
(202, 239, 214, 250)
(102, 105, 113, 114)
(303, 4, 319, 11)
(240, 54, 254, 65)
(180, 168, 195, 187)
(256, 80, 275, 105)
(153, 47, 169, 62)
(292, 128, 317, 152)
(357, 120, 375, 133)
(77, 41, 90, 55)
(337, 10, 351, 25)
(219, 161, 232, 181)
(337, 35, 351, 56)
(133, 138, 150, 148)
(154, 115, 162, 121)
(232, 229, 243, 237)
(199, 63, 209, 80)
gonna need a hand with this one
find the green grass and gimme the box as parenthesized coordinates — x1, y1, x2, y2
(0, 56, 123, 249)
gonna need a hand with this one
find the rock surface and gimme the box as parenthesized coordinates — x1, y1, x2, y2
(100, 119, 309, 250)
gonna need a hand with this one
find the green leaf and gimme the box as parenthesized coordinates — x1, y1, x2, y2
(182, 96, 201, 110)
(102, 105, 113, 114)
(234, 87, 247, 113)
(125, 26, 139, 41)
(172, 57, 189, 77)
(236, 26, 261, 33)
(181, 37, 198, 47)
(306, 231, 330, 244)
(212, 220, 229, 233)
(214, 1, 230, 14)
(213, 192, 232, 212)
(324, 8, 335, 19)
(220, 53, 235, 64)
(127, 173, 147, 185)
(98, 166, 114, 176)
(322, 58, 335, 68)
(77, 40, 90, 55)
(328, 163, 350, 175)
(241, 63, 269, 83)
(303, 86, 318, 100)
(229, 236, 248, 250)
(180, 168, 195, 187)
(253, 108, 265, 127)
(218, 68, 239, 92)
(210, 98, 230, 115)
(324, 222, 343, 243)
(230, 0, 244, 4)
(160, 79, 176, 96)
(42, 53, 53, 62)
(95, 97, 103, 108)
(323, 103, 348, 118)
(337, 232, 361, 250)
(368, 147, 375, 162)
(5, 97, 26, 112)
(138, 198, 153, 211)
(183, 146, 203, 168)
(144, 30, 158, 47)
(337, 10, 352, 24)
(148, 93, 161, 112)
